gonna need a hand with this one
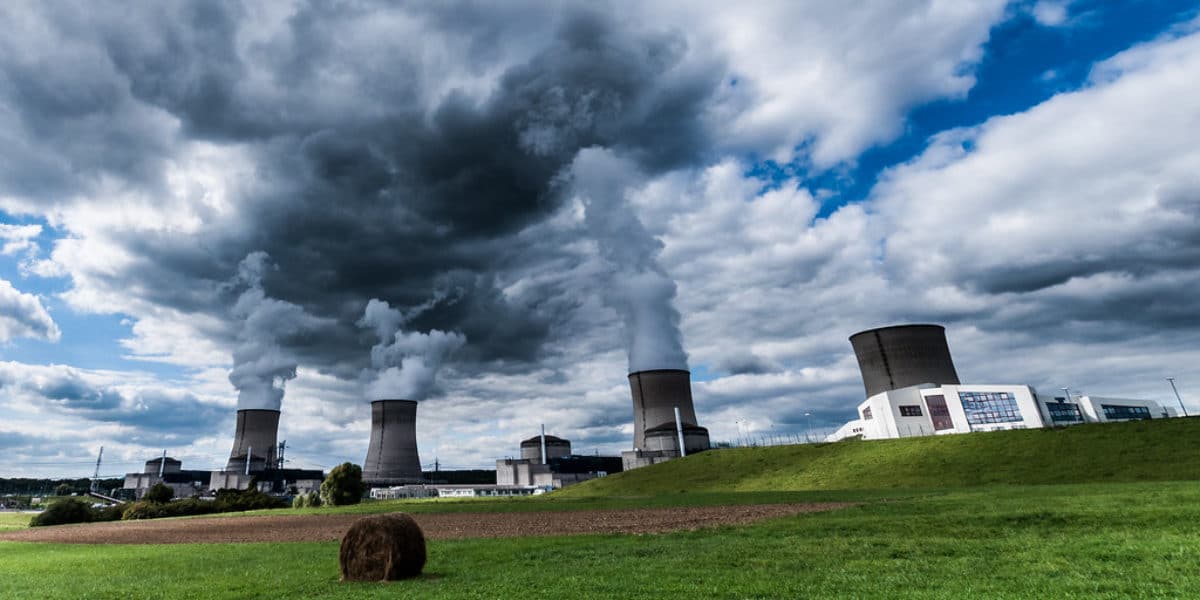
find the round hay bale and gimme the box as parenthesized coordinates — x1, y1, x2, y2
(339, 513, 427, 581)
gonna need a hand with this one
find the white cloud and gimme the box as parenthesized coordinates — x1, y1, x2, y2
(0, 278, 59, 342)
(1031, 1, 1071, 27)
(646, 0, 1010, 164)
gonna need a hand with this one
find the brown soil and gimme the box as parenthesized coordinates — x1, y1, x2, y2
(0, 503, 851, 545)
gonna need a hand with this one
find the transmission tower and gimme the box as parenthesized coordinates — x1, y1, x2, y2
(90, 446, 104, 493)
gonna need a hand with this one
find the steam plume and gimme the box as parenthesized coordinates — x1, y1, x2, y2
(359, 298, 466, 400)
(572, 147, 688, 373)
(227, 252, 326, 410)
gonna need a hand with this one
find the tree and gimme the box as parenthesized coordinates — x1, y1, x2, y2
(54, 483, 73, 497)
(320, 462, 365, 506)
(144, 482, 174, 504)
(30, 498, 94, 527)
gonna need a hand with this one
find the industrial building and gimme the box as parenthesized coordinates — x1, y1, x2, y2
(370, 484, 544, 499)
(827, 384, 1179, 441)
(362, 399, 425, 486)
(827, 324, 1180, 442)
(122, 455, 323, 498)
(495, 433, 622, 488)
(622, 369, 711, 470)
(122, 457, 211, 500)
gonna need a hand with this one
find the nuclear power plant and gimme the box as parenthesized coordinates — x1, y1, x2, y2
(622, 369, 710, 470)
(849, 324, 961, 398)
(362, 399, 425, 485)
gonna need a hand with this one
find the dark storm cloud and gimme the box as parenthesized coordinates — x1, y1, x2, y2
(0, 2, 724, 390)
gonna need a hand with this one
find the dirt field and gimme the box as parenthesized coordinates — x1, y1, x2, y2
(0, 503, 851, 545)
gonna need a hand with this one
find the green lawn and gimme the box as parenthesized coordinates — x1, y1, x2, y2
(0, 512, 31, 531)
(558, 417, 1200, 497)
(2, 481, 1198, 599)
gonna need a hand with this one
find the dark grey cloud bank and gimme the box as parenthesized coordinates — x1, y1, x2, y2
(1, 2, 719, 382)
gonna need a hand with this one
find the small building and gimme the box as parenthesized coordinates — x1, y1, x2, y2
(369, 484, 542, 499)
(827, 383, 1178, 442)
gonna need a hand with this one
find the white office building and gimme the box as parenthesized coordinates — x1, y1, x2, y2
(827, 383, 1178, 442)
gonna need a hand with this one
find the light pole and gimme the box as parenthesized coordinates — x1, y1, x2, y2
(804, 412, 812, 443)
(1168, 378, 1189, 417)
(735, 418, 744, 447)
(1061, 387, 1072, 401)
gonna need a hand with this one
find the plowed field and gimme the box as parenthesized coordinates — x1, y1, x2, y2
(0, 502, 851, 544)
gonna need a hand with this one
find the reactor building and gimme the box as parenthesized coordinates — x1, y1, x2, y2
(622, 369, 710, 470)
(362, 399, 425, 486)
(496, 431, 623, 488)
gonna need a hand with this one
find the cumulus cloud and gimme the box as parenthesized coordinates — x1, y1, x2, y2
(0, 278, 60, 343)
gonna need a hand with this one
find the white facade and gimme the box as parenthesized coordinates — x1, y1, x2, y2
(827, 384, 1176, 442)
(369, 484, 544, 499)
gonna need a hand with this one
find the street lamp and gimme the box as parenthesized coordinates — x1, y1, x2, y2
(804, 412, 812, 443)
(1168, 378, 1189, 417)
(1061, 386, 1072, 402)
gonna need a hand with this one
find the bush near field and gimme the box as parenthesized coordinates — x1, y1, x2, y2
(122, 488, 286, 520)
(29, 487, 287, 526)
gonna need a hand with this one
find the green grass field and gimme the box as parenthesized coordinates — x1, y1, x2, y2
(2, 418, 1198, 598)
(0, 512, 32, 531)
(557, 418, 1200, 497)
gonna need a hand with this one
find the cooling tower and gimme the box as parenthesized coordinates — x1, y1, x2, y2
(362, 399, 424, 485)
(849, 324, 961, 398)
(519, 435, 571, 464)
(628, 369, 710, 453)
(225, 409, 280, 473)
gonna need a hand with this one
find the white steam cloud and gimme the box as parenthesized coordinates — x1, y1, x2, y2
(359, 298, 466, 401)
(227, 252, 327, 411)
(572, 147, 689, 373)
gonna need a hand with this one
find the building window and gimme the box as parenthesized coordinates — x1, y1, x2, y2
(1101, 404, 1151, 421)
(862, 407, 873, 420)
(899, 405, 923, 417)
(1046, 402, 1084, 423)
(925, 395, 954, 431)
(959, 391, 1022, 426)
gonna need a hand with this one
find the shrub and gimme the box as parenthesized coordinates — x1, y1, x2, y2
(292, 494, 307, 509)
(30, 498, 94, 527)
(214, 487, 287, 512)
(321, 463, 364, 507)
(94, 504, 125, 522)
(144, 482, 174, 504)
(123, 498, 218, 520)
(306, 491, 322, 507)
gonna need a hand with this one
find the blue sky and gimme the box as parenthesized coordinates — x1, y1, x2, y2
(1, 1, 1198, 477)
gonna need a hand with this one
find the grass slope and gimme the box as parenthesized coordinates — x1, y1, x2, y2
(2, 482, 1198, 599)
(557, 417, 1200, 497)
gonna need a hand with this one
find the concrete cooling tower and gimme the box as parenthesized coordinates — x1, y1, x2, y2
(628, 369, 710, 454)
(225, 409, 280, 473)
(362, 399, 424, 485)
(849, 324, 961, 398)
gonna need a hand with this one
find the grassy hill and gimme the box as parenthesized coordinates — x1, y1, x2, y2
(557, 417, 1200, 497)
